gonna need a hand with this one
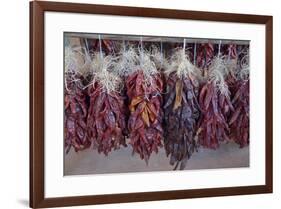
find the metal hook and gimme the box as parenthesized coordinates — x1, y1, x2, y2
(98, 34, 103, 59)
(160, 40, 163, 57)
(140, 36, 143, 52)
(123, 39, 126, 52)
(227, 44, 231, 61)
(193, 43, 197, 65)
(160, 39, 163, 67)
(183, 38, 186, 53)
(84, 38, 89, 54)
(218, 40, 222, 57)
(140, 36, 144, 64)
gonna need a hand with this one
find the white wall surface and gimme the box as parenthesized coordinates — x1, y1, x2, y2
(0, 0, 279, 208)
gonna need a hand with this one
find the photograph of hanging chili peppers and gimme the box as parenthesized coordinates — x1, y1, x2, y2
(64, 32, 249, 175)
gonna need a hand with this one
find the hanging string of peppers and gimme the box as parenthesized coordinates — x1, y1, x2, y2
(86, 49, 127, 155)
(163, 46, 201, 170)
(196, 43, 235, 149)
(125, 46, 164, 164)
(229, 47, 250, 147)
(64, 46, 91, 153)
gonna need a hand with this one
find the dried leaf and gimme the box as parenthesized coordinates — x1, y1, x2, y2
(129, 96, 143, 112)
(141, 106, 150, 127)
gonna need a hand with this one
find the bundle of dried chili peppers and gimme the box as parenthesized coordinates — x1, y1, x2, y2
(229, 49, 250, 147)
(64, 73, 91, 154)
(64, 46, 91, 154)
(229, 80, 249, 147)
(163, 49, 200, 169)
(126, 50, 164, 163)
(196, 55, 234, 149)
(87, 53, 127, 155)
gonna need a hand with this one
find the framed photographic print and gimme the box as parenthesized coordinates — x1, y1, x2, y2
(30, 1, 273, 208)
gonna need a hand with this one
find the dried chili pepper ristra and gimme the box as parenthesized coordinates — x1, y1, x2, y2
(87, 83, 127, 155)
(196, 57, 234, 149)
(229, 48, 250, 148)
(229, 80, 249, 147)
(163, 50, 200, 170)
(86, 53, 127, 155)
(64, 73, 90, 153)
(126, 70, 163, 164)
(164, 73, 200, 169)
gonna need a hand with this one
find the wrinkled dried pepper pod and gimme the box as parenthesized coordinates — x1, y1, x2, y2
(126, 70, 163, 164)
(229, 80, 249, 147)
(64, 74, 90, 153)
(87, 81, 127, 155)
(163, 72, 200, 170)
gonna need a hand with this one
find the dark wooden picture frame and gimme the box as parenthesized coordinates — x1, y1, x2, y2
(30, 1, 273, 208)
